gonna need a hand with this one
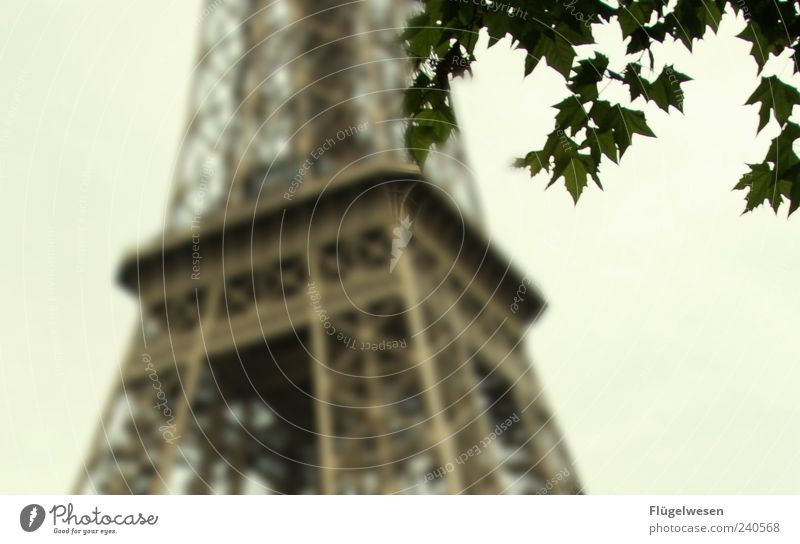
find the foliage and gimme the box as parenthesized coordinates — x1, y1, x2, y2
(402, 0, 800, 215)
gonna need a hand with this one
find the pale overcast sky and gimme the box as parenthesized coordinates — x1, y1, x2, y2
(0, 0, 798, 494)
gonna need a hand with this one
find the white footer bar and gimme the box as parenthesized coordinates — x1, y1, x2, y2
(1, 496, 796, 542)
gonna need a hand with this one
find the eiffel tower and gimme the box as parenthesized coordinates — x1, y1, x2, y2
(77, 0, 581, 495)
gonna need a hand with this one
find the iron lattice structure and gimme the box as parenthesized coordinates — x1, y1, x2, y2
(78, 0, 581, 494)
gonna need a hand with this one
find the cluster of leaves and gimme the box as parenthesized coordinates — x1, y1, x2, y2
(402, 0, 800, 215)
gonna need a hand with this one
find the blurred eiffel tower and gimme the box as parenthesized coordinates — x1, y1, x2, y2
(77, 0, 581, 494)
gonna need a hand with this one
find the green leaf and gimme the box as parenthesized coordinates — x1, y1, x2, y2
(746, 76, 800, 132)
(599, 106, 656, 157)
(414, 109, 454, 141)
(740, 164, 773, 211)
(789, 175, 800, 216)
(552, 20, 594, 47)
(618, 0, 658, 37)
(554, 98, 588, 134)
(568, 54, 610, 103)
(624, 64, 691, 112)
(647, 65, 692, 112)
(401, 13, 430, 42)
(516, 129, 600, 202)
(737, 21, 787, 73)
(623, 63, 648, 101)
(735, 163, 784, 213)
(589, 100, 613, 125)
(548, 133, 598, 202)
(736, 126, 800, 214)
(402, 0, 800, 219)
(403, 76, 431, 116)
(765, 122, 800, 176)
(668, 0, 720, 50)
(406, 25, 443, 58)
(406, 124, 435, 166)
(560, 154, 591, 203)
(524, 53, 539, 77)
(583, 129, 618, 164)
(701, 0, 723, 33)
(485, 10, 511, 47)
(531, 33, 575, 79)
(626, 21, 668, 54)
(514, 150, 548, 177)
